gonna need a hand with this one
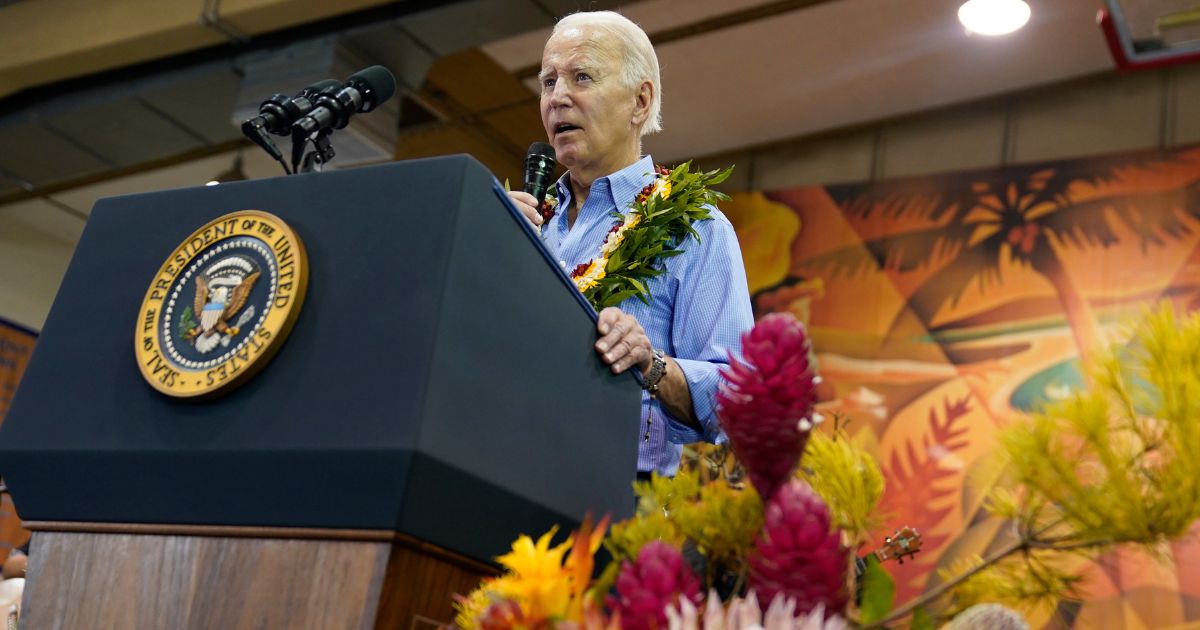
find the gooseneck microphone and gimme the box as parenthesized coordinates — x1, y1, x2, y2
(292, 65, 397, 137)
(524, 142, 557, 222)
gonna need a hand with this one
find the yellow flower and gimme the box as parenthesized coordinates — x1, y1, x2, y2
(452, 586, 494, 630)
(650, 177, 672, 200)
(491, 528, 573, 622)
(798, 428, 884, 543)
(573, 259, 608, 292)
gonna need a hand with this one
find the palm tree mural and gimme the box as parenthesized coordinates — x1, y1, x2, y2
(793, 150, 1200, 364)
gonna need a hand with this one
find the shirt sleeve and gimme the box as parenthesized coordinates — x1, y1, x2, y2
(661, 212, 754, 444)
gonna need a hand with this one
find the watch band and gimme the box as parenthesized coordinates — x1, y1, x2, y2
(643, 349, 667, 395)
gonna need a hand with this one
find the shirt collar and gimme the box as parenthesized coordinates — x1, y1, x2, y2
(554, 155, 656, 215)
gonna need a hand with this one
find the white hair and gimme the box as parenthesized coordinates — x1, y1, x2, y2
(552, 11, 662, 136)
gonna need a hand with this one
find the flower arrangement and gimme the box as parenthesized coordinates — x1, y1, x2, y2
(453, 304, 1200, 629)
(454, 314, 867, 629)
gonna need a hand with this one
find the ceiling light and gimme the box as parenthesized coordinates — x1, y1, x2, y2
(958, 0, 1031, 36)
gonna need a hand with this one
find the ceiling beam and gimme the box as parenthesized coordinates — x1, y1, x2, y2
(0, 138, 250, 207)
(513, 0, 842, 79)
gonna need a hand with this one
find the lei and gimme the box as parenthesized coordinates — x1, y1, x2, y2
(564, 161, 732, 311)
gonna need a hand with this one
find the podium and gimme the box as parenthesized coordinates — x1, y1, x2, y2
(0, 156, 640, 628)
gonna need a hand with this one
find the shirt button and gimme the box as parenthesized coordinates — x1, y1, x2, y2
(559, 260, 567, 269)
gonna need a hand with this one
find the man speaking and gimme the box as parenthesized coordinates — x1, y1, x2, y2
(507, 11, 754, 478)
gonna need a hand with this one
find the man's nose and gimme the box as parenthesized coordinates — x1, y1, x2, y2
(548, 80, 572, 106)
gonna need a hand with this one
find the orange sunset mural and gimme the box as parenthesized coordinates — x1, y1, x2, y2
(724, 145, 1200, 628)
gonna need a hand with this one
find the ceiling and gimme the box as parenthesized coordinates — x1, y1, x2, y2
(0, 0, 1121, 243)
(483, 0, 1115, 161)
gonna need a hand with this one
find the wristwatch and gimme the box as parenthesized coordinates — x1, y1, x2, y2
(642, 349, 667, 396)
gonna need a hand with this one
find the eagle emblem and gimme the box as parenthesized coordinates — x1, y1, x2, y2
(184, 256, 261, 354)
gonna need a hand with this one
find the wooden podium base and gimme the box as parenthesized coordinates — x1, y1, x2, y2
(20, 522, 496, 630)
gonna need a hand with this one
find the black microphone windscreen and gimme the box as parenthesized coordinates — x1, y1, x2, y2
(348, 65, 397, 107)
(527, 142, 555, 161)
(524, 142, 557, 199)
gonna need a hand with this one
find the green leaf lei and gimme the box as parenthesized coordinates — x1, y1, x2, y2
(568, 161, 733, 311)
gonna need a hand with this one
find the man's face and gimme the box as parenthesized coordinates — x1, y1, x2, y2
(539, 26, 641, 172)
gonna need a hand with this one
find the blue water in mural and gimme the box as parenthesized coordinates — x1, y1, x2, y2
(1010, 358, 1086, 413)
(1009, 344, 1155, 414)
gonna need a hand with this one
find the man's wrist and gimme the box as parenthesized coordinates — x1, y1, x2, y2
(642, 349, 667, 395)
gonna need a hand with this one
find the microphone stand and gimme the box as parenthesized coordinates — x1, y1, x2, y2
(290, 127, 336, 174)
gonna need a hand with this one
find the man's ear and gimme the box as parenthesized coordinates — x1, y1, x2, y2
(631, 80, 653, 127)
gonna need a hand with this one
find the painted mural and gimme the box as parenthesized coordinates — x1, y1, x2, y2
(723, 145, 1200, 629)
(0, 318, 34, 565)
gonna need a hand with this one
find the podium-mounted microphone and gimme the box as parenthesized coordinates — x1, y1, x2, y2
(290, 65, 397, 172)
(248, 79, 342, 136)
(524, 142, 557, 224)
(241, 79, 342, 173)
(292, 65, 397, 137)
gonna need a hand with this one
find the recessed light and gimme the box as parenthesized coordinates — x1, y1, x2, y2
(959, 0, 1031, 36)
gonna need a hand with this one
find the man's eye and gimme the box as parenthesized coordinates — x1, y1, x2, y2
(543, 78, 556, 89)
(577, 72, 591, 82)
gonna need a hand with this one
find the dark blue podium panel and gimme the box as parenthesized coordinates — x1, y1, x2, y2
(0, 155, 640, 563)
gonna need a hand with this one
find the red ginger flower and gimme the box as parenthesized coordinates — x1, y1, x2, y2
(716, 312, 818, 500)
(608, 540, 702, 630)
(748, 479, 848, 617)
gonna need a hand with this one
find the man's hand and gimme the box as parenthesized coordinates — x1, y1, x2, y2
(595, 307, 652, 374)
(507, 190, 543, 227)
(595, 307, 701, 431)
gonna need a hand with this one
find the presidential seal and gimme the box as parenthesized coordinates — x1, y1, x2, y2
(134, 210, 308, 398)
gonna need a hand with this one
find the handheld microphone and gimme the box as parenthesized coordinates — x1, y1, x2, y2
(291, 65, 397, 137)
(524, 142, 557, 221)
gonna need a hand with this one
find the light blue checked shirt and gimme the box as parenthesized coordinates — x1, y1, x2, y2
(542, 155, 754, 476)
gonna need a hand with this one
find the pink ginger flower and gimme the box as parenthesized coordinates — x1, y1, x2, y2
(716, 313, 820, 501)
(748, 479, 848, 617)
(608, 541, 703, 630)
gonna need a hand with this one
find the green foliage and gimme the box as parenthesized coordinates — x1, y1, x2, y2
(858, 556, 895, 624)
(604, 510, 682, 563)
(799, 427, 885, 545)
(583, 162, 733, 310)
(884, 304, 1200, 627)
(600, 470, 697, 568)
(998, 303, 1200, 547)
(938, 553, 1082, 621)
(673, 480, 762, 572)
(177, 305, 198, 342)
(595, 509, 682, 600)
(909, 607, 935, 630)
(602, 461, 763, 594)
(634, 466, 702, 516)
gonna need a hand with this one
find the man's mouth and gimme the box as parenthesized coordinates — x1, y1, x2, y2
(554, 123, 581, 136)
